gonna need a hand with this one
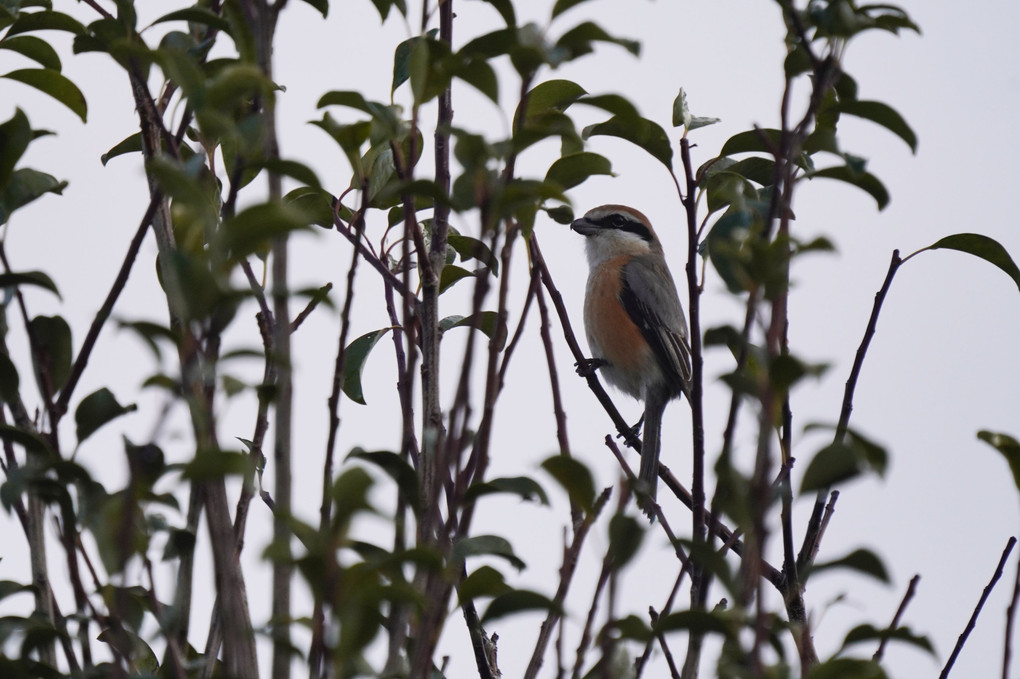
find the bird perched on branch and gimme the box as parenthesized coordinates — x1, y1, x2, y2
(571, 204, 691, 505)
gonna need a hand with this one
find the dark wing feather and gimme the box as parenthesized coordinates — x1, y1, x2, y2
(619, 257, 692, 398)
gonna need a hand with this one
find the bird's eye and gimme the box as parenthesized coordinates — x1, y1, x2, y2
(610, 214, 626, 228)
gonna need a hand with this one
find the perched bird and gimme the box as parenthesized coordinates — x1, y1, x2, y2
(571, 204, 691, 504)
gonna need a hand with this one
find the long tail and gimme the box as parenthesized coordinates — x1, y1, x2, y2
(638, 394, 667, 503)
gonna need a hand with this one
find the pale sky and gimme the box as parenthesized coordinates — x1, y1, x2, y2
(3, 1, 1019, 677)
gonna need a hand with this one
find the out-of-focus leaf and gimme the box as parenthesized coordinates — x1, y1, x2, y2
(6, 10, 86, 37)
(924, 234, 1020, 293)
(342, 328, 390, 405)
(368, 0, 406, 21)
(810, 548, 889, 584)
(181, 449, 251, 480)
(806, 657, 887, 679)
(800, 442, 863, 492)
(439, 264, 475, 294)
(0, 352, 20, 404)
(347, 448, 419, 515)
(473, 0, 515, 26)
(2, 68, 86, 121)
(75, 388, 136, 443)
(841, 623, 934, 656)
(152, 7, 232, 31)
(545, 151, 613, 191)
(654, 610, 734, 639)
(218, 200, 313, 261)
(285, 186, 336, 229)
(978, 431, 1020, 494)
(719, 128, 782, 156)
(0, 168, 66, 225)
(0, 35, 61, 70)
(0, 271, 60, 298)
(550, 0, 590, 19)
(28, 314, 71, 392)
(541, 455, 595, 512)
(481, 589, 557, 623)
(515, 79, 587, 129)
(453, 535, 525, 570)
(0, 108, 31, 189)
(439, 312, 507, 350)
(583, 114, 672, 169)
(463, 476, 549, 505)
(555, 21, 639, 60)
(459, 565, 510, 602)
(607, 513, 644, 569)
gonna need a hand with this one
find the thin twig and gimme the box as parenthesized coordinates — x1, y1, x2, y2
(1003, 552, 1020, 679)
(940, 536, 1017, 679)
(874, 574, 920, 662)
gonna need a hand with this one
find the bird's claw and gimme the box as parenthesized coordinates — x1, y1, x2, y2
(575, 357, 608, 377)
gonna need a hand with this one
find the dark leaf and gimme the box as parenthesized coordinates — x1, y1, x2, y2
(463, 476, 549, 505)
(834, 100, 917, 153)
(342, 328, 390, 405)
(28, 314, 71, 392)
(583, 115, 672, 169)
(453, 535, 525, 570)
(654, 610, 734, 638)
(806, 165, 889, 210)
(151, 7, 231, 32)
(100, 132, 142, 165)
(515, 79, 587, 129)
(2, 68, 86, 121)
(459, 565, 511, 602)
(719, 128, 782, 156)
(550, 0, 590, 19)
(0, 167, 66, 225)
(6, 10, 86, 37)
(439, 311, 507, 350)
(811, 548, 890, 584)
(978, 431, 1020, 494)
(541, 455, 595, 512)
(544, 151, 613, 191)
(0, 35, 61, 70)
(0, 108, 31, 190)
(841, 623, 934, 656)
(218, 200, 313, 261)
(0, 270, 60, 298)
(924, 234, 1020, 293)
(181, 449, 251, 480)
(0, 351, 20, 403)
(481, 589, 557, 623)
(75, 388, 136, 443)
(297, 0, 328, 16)
(555, 21, 640, 60)
(806, 658, 887, 679)
(347, 448, 420, 515)
(607, 513, 644, 569)
(439, 264, 475, 294)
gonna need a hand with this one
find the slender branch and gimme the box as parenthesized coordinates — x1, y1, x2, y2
(940, 536, 1017, 679)
(874, 574, 920, 662)
(1004, 554, 1020, 679)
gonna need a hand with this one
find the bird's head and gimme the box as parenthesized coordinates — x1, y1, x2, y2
(570, 204, 662, 264)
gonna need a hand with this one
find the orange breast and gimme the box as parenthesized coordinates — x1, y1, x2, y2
(584, 255, 648, 376)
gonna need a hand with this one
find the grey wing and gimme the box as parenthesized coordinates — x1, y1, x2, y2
(620, 256, 692, 398)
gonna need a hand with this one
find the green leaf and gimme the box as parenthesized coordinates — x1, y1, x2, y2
(0, 35, 61, 70)
(0, 167, 66, 225)
(182, 449, 251, 480)
(806, 658, 887, 679)
(347, 448, 419, 514)
(463, 476, 549, 505)
(481, 589, 557, 623)
(218, 200, 313, 261)
(0, 351, 20, 404)
(2, 68, 86, 121)
(841, 623, 934, 656)
(75, 388, 136, 443)
(515, 79, 587, 129)
(541, 455, 595, 512)
(285, 186, 336, 229)
(255, 158, 323, 191)
(800, 441, 868, 492)
(672, 88, 692, 128)
(550, 0, 590, 19)
(473, 0, 515, 26)
(152, 6, 231, 32)
(607, 513, 644, 569)
(807, 165, 889, 210)
(368, 0, 406, 21)
(100, 132, 142, 166)
(6, 10, 86, 37)
(654, 610, 734, 638)
(28, 314, 71, 393)
(719, 128, 782, 156)
(583, 114, 672, 169)
(0, 270, 60, 298)
(978, 431, 1020, 494)
(811, 548, 890, 584)
(924, 234, 1020, 293)
(439, 311, 507, 350)
(453, 535, 526, 570)
(555, 21, 640, 60)
(833, 100, 917, 153)
(342, 328, 390, 405)
(439, 264, 475, 294)
(459, 565, 511, 602)
(0, 108, 31, 190)
(544, 151, 613, 191)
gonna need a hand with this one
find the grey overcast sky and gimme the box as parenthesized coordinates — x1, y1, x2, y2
(2, 1, 1019, 677)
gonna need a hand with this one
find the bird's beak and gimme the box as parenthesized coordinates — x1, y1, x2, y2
(570, 217, 597, 235)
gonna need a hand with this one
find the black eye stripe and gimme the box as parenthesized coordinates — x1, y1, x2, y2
(595, 214, 652, 242)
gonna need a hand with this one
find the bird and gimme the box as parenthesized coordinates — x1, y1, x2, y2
(571, 204, 691, 506)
